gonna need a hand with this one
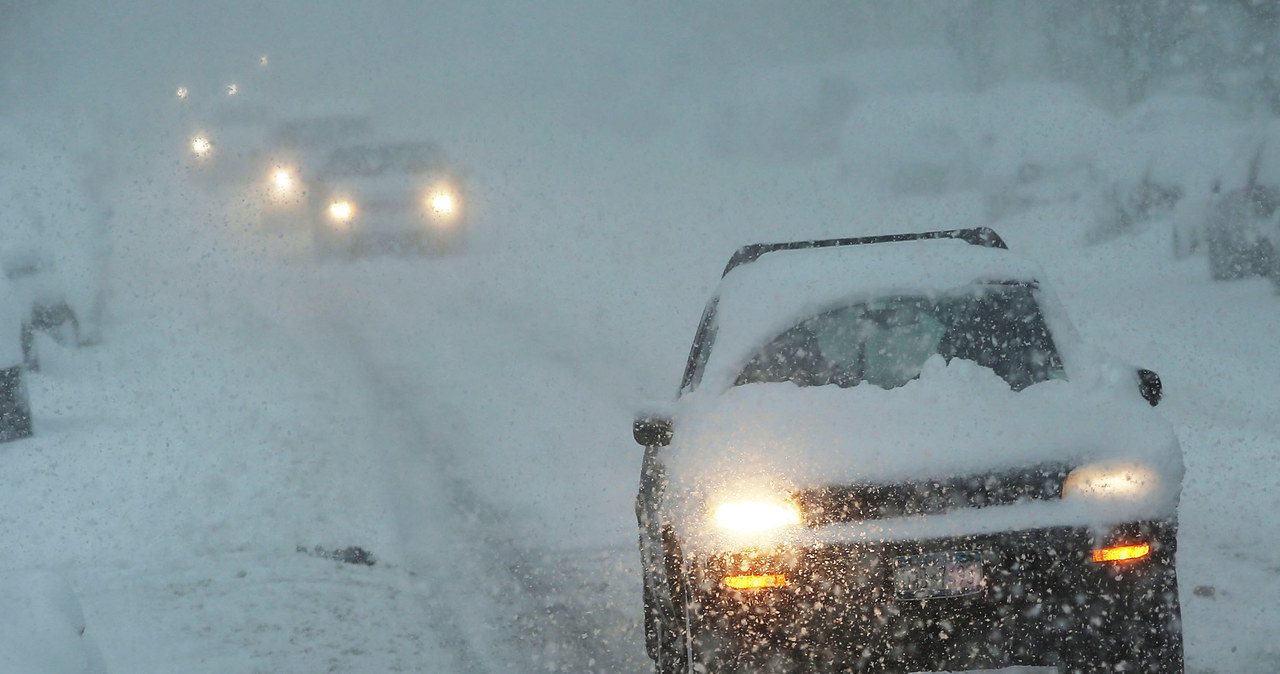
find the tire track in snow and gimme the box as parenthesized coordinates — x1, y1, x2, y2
(323, 297, 644, 673)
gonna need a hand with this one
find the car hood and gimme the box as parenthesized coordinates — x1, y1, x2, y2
(667, 357, 1182, 529)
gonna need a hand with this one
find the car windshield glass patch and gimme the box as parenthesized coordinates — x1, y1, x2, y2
(734, 284, 1064, 391)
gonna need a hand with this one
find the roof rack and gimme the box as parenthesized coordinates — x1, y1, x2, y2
(721, 227, 1008, 277)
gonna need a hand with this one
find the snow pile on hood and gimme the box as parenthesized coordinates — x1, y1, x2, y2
(668, 355, 1182, 537)
(702, 239, 1045, 390)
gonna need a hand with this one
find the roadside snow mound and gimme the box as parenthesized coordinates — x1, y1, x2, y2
(0, 570, 106, 674)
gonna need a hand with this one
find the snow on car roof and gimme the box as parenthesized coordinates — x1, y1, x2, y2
(701, 238, 1045, 390)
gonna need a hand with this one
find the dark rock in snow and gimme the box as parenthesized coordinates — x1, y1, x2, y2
(297, 545, 376, 566)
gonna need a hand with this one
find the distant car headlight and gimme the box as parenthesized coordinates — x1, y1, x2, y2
(328, 200, 355, 225)
(424, 184, 463, 224)
(713, 498, 802, 533)
(273, 168, 293, 191)
(1063, 460, 1159, 500)
(430, 192, 455, 215)
(266, 167, 299, 203)
(190, 135, 212, 157)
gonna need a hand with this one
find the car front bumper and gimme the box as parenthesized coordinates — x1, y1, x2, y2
(685, 520, 1180, 673)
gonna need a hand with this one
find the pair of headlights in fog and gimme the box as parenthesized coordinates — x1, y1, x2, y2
(712, 461, 1159, 534)
(325, 187, 461, 228)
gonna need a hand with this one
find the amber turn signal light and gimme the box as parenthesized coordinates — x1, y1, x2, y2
(723, 574, 788, 590)
(1092, 543, 1151, 563)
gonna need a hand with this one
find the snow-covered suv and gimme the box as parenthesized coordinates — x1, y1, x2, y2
(633, 229, 1183, 673)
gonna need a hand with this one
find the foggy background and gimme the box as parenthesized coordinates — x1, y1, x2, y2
(1, 1, 1278, 672)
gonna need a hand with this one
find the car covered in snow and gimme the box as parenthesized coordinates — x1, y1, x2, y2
(633, 228, 1183, 673)
(0, 274, 32, 442)
(0, 243, 82, 371)
(1202, 131, 1280, 281)
(1105, 94, 1244, 257)
(308, 140, 468, 257)
(1204, 177, 1279, 280)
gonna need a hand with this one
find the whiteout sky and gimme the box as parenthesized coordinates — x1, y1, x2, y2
(1, 1, 1278, 672)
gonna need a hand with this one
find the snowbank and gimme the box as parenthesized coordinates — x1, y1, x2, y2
(0, 570, 105, 674)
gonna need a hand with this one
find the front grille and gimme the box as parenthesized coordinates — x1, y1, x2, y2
(794, 463, 1071, 526)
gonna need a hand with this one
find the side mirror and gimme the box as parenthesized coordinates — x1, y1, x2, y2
(1137, 369, 1162, 407)
(633, 414, 673, 447)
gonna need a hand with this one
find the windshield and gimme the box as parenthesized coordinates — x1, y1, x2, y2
(320, 143, 445, 178)
(734, 284, 1064, 391)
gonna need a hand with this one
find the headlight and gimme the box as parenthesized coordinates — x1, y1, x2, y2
(266, 168, 298, 203)
(190, 135, 212, 157)
(425, 184, 463, 224)
(1063, 460, 1159, 500)
(328, 200, 355, 224)
(713, 498, 802, 533)
(430, 192, 455, 215)
(273, 169, 293, 191)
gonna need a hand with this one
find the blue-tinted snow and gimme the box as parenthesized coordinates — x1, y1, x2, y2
(0, 2, 1278, 672)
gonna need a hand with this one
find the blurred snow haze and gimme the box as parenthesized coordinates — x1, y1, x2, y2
(1, 1, 1278, 672)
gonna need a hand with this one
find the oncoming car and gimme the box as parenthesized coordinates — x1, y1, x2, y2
(633, 229, 1183, 673)
(252, 101, 375, 229)
(179, 89, 274, 190)
(309, 141, 468, 257)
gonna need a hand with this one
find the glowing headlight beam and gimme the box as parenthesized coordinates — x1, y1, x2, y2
(191, 135, 212, 157)
(430, 192, 455, 215)
(713, 500, 802, 533)
(723, 574, 788, 590)
(273, 169, 292, 191)
(1063, 461, 1159, 500)
(328, 200, 354, 223)
(425, 185, 461, 224)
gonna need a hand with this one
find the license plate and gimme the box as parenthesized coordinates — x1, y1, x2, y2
(892, 550, 984, 600)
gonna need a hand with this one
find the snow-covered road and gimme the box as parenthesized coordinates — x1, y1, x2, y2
(27, 173, 1269, 674)
(5, 54, 1280, 674)
(23, 175, 654, 671)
